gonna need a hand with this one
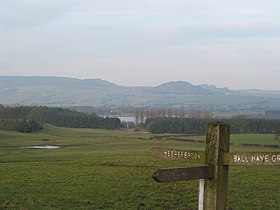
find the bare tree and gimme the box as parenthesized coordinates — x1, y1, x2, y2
(135, 108, 140, 126)
(139, 107, 144, 124)
(179, 106, 185, 118)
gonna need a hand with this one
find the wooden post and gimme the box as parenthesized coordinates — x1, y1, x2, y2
(152, 122, 279, 209)
(204, 122, 230, 210)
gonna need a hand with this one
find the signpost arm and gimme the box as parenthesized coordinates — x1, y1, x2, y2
(152, 166, 213, 183)
(204, 122, 230, 210)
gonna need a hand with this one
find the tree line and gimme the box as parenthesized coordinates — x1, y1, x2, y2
(0, 106, 121, 132)
(1, 105, 280, 135)
(134, 107, 213, 125)
(145, 117, 280, 135)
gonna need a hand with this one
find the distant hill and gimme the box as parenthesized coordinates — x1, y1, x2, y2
(198, 84, 231, 94)
(153, 81, 210, 94)
(1, 76, 280, 111)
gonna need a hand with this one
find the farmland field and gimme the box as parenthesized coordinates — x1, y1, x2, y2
(0, 124, 279, 209)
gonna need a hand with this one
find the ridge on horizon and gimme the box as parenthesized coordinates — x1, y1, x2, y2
(0, 75, 229, 90)
(0, 76, 280, 110)
(1, 75, 280, 92)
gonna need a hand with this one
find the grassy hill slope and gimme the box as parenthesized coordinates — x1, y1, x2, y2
(0, 125, 279, 209)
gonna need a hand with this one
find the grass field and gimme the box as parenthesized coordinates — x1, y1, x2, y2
(0, 124, 279, 209)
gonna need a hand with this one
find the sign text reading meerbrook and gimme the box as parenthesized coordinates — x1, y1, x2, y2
(152, 148, 205, 162)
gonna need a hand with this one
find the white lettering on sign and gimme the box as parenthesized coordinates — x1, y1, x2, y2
(233, 154, 280, 164)
(271, 155, 280, 163)
(162, 150, 201, 160)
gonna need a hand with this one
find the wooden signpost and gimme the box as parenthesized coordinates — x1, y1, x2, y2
(152, 122, 280, 210)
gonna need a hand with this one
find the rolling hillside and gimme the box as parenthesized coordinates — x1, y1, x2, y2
(1, 76, 280, 111)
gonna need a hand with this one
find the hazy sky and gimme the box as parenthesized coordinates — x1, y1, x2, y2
(1, 0, 280, 90)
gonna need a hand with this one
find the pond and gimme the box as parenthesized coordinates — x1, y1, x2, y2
(18, 145, 62, 149)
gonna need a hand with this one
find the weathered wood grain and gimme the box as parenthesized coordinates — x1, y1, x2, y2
(152, 165, 213, 183)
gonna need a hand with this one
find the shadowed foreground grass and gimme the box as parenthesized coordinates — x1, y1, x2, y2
(0, 124, 279, 209)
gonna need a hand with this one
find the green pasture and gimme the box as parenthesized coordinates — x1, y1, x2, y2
(0, 124, 279, 209)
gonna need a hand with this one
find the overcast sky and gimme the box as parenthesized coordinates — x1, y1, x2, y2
(1, 0, 280, 90)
